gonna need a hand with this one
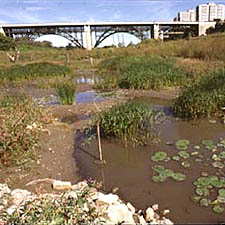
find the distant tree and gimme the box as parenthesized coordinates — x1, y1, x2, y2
(207, 20, 225, 34)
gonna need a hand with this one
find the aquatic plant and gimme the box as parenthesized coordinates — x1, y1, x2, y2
(88, 101, 165, 146)
(56, 82, 76, 105)
(173, 69, 225, 118)
(152, 165, 186, 183)
(178, 151, 190, 159)
(97, 55, 189, 90)
(151, 152, 168, 162)
(175, 139, 190, 150)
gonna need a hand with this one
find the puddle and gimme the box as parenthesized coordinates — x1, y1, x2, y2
(35, 91, 104, 105)
(74, 98, 225, 224)
(75, 75, 100, 85)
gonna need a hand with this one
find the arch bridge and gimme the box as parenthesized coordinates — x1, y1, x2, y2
(0, 21, 216, 50)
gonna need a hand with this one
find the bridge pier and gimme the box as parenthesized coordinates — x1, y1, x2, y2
(198, 22, 216, 36)
(84, 24, 92, 50)
(0, 27, 6, 36)
(151, 24, 160, 39)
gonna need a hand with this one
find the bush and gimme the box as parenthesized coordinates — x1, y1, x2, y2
(0, 34, 16, 51)
(0, 62, 71, 84)
(88, 101, 165, 146)
(56, 82, 76, 105)
(173, 69, 225, 118)
(97, 55, 189, 90)
(0, 95, 52, 166)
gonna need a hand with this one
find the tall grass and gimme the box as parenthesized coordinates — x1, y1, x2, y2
(56, 82, 76, 105)
(173, 68, 225, 118)
(97, 55, 189, 90)
(88, 101, 165, 146)
(0, 62, 72, 85)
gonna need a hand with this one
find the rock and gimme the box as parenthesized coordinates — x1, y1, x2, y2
(11, 189, 31, 206)
(139, 215, 147, 225)
(67, 191, 77, 199)
(162, 217, 174, 225)
(162, 209, 170, 216)
(98, 192, 119, 205)
(71, 181, 88, 191)
(53, 180, 72, 190)
(6, 205, 17, 215)
(127, 202, 136, 214)
(152, 204, 159, 211)
(146, 207, 155, 221)
(0, 184, 11, 198)
(154, 212, 160, 220)
(107, 203, 135, 224)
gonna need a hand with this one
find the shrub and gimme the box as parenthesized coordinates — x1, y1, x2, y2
(0, 95, 52, 166)
(88, 101, 165, 146)
(56, 82, 76, 105)
(97, 55, 189, 90)
(173, 68, 225, 118)
(0, 34, 16, 51)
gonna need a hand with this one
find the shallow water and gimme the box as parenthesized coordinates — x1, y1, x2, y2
(74, 98, 225, 224)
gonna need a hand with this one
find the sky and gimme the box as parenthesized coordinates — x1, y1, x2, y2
(0, 0, 225, 47)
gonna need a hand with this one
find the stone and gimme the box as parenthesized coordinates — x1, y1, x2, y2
(127, 202, 136, 214)
(6, 205, 17, 215)
(162, 209, 170, 216)
(0, 184, 11, 198)
(107, 203, 135, 224)
(71, 181, 88, 191)
(162, 217, 174, 225)
(53, 180, 72, 190)
(146, 207, 155, 221)
(11, 189, 31, 206)
(139, 215, 147, 225)
(152, 204, 159, 211)
(98, 192, 119, 205)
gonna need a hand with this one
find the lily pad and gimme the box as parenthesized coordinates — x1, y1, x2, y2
(212, 161, 224, 169)
(152, 175, 167, 183)
(175, 139, 190, 150)
(200, 198, 210, 207)
(212, 154, 221, 161)
(152, 165, 165, 173)
(202, 140, 213, 146)
(191, 195, 201, 203)
(196, 187, 209, 197)
(218, 189, 225, 197)
(151, 152, 167, 162)
(178, 151, 190, 159)
(172, 156, 180, 161)
(195, 158, 203, 163)
(218, 151, 225, 159)
(171, 172, 186, 181)
(191, 151, 199, 156)
(201, 172, 208, 177)
(194, 145, 200, 150)
(212, 204, 224, 214)
(181, 161, 191, 168)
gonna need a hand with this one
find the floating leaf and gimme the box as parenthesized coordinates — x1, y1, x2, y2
(196, 187, 209, 197)
(175, 139, 190, 150)
(212, 154, 221, 161)
(218, 189, 225, 197)
(213, 205, 224, 214)
(172, 155, 180, 161)
(218, 151, 225, 159)
(152, 165, 165, 173)
(195, 158, 203, 163)
(191, 151, 199, 156)
(194, 145, 200, 150)
(202, 140, 213, 146)
(191, 195, 201, 203)
(178, 151, 190, 159)
(151, 152, 167, 162)
(212, 161, 224, 169)
(171, 172, 186, 181)
(200, 198, 210, 207)
(201, 172, 208, 177)
(181, 161, 191, 168)
(152, 175, 167, 183)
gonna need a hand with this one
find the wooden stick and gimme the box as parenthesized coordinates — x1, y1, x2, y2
(97, 121, 103, 162)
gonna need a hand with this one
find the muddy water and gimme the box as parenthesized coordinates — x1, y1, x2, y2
(74, 98, 225, 224)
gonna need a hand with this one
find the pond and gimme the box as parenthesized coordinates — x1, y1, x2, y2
(74, 98, 225, 224)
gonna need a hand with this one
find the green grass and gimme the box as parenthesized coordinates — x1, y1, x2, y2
(96, 55, 189, 90)
(0, 62, 72, 85)
(56, 82, 76, 105)
(173, 68, 225, 118)
(88, 101, 165, 146)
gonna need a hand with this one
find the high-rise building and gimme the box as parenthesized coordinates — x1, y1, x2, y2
(176, 2, 225, 22)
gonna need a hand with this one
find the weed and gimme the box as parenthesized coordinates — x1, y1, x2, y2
(56, 82, 76, 105)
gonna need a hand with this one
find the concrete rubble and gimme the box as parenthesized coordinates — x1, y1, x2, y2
(0, 180, 173, 224)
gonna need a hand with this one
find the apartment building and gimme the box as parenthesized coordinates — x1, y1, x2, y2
(178, 9, 196, 22)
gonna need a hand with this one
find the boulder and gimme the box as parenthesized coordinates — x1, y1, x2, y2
(146, 207, 154, 221)
(107, 203, 135, 224)
(98, 192, 119, 205)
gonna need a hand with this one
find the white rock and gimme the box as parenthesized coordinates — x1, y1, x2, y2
(0, 184, 11, 198)
(68, 191, 77, 199)
(107, 203, 135, 224)
(72, 181, 88, 191)
(146, 207, 155, 221)
(98, 192, 119, 205)
(139, 215, 147, 225)
(152, 204, 159, 211)
(162, 209, 170, 216)
(162, 217, 174, 225)
(11, 189, 31, 206)
(53, 180, 72, 190)
(7, 205, 17, 215)
(127, 202, 135, 214)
